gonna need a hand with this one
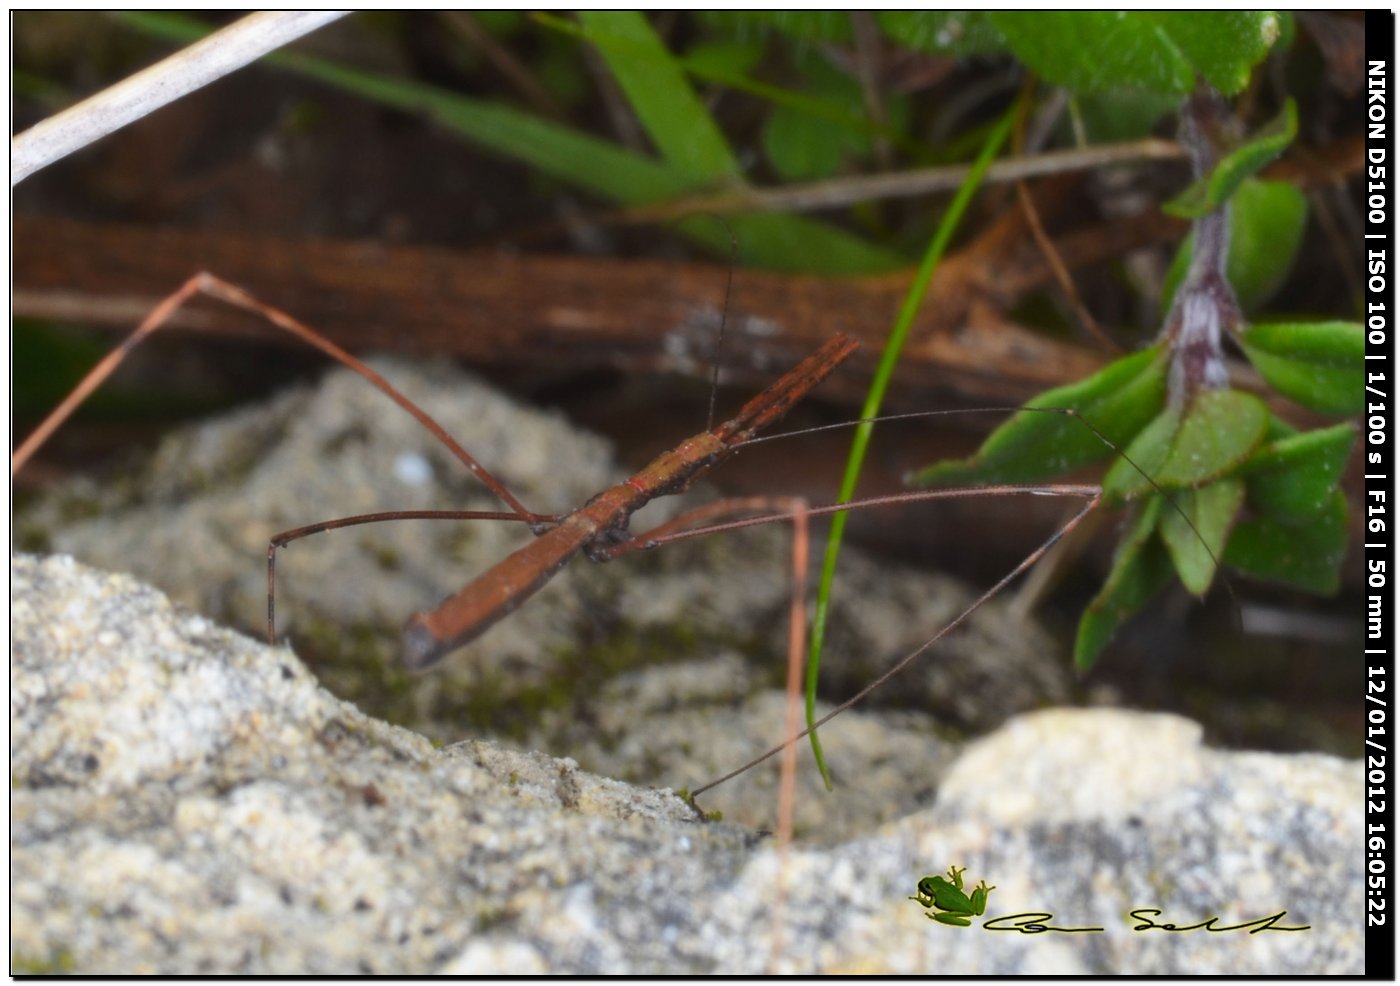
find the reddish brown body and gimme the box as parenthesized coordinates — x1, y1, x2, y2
(402, 333, 860, 670)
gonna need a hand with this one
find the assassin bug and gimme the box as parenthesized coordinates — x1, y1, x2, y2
(19, 274, 1203, 819)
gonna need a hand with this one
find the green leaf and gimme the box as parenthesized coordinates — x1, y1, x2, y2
(1240, 321, 1365, 416)
(1075, 499, 1174, 670)
(876, 11, 1007, 57)
(760, 51, 873, 181)
(1163, 179, 1308, 313)
(1104, 389, 1270, 498)
(1073, 89, 1186, 143)
(1159, 477, 1245, 594)
(1240, 422, 1359, 521)
(1148, 11, 1286, 95)
(678, 54, 922, 163)
(577, 11, 739, 182)
(1163, 99, 1298, 219)
(764, 102, 845, 181)
(1102, 404, 1180, 497)
(913, 347, 1168, 488)
(1224, 489, 1349, 594)
(989, 12, 1280, 97)
(681, 39, 765, 81)
(473, 11, 526, 36)
(697, 11, 853, 44)
(991, 12, 1194, 94)
(13, 320, 110, 417)
(1261, 413, 1299, 443)
(719, 214, 905, 274)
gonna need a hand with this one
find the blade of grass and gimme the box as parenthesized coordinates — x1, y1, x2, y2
(567, 10, 906, 273)
(536, 11, 934, 163)
(803, 104, 1017, 789)
(576, 11, 740, 182)
(116, 11, 900, 274)
(116, 12, 689, 204)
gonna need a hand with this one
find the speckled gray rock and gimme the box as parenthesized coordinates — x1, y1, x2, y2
(16, 357, 1070, 837)
(11, 554, 744, 974)
(12, 554, 1361, 974)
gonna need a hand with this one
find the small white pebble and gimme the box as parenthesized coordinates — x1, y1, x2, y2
(743, 316, 779, 338)
(392, 452, 433, 487)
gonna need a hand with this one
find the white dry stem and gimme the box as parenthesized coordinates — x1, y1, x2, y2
(11, 11, 351, 186)
(617, 137, 1185, 221)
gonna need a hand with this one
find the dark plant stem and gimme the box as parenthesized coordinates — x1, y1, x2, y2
(1162, 88, 1244, 408)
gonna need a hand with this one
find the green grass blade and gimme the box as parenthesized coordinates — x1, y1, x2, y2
(803, 105, 1016, 789)
(539, 11, 933, 162)
(117, 12, 901, 274)
(117, 12, 690, 203)
(563, 12, 902, 271)
(576, 11, 739, 182)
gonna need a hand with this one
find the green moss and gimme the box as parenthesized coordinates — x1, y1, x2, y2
(278, 555, 778, 764)
(476, 903, 513, 931)
(445, 524, 482, 562)
(14, 522, 52, 553)
(320, 423, 370, 456)
(360, 538, 402, 572)
(55, 492, 105, 525)
(12, 947, 75, 974)
(292, 613, 419, 727)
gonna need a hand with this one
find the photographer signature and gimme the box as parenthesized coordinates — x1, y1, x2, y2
(909, 867, 1309, 934)
(979, 909, 1310, 935)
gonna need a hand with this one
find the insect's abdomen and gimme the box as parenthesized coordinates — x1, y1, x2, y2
(401, 518, 592, 670)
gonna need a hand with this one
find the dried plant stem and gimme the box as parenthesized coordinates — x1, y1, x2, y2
(614, 137, 1184, 222)
(11, 11, 349, 185)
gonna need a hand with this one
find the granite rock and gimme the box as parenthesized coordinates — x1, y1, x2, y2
(11, 554, 1362, 974)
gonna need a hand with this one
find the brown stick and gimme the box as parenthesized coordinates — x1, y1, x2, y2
(13, 216, 1183, 405)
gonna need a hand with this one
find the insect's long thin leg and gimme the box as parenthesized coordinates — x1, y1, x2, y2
(772, 497, 807, 968)
(690, 485, 1102, 798)
(13, 275, 207, 475)
(604, 492, 811, 961)
(586, 495, 809, 561)
(593, 493, 815, 814)
(200, 276, 542, 524)
(603, 483, 1101, 553)
(14, 273, 542, 529)
(264, 508, 559, 645)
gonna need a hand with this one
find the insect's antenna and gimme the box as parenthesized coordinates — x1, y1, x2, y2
(1049, 406, 1244, 636)
(693, 402, 1249, 795)
(707, 229, 737, 433)
(742, 403, 1239, 629)
(693, 490, 1101, 798)
(665, 212, 739, 432)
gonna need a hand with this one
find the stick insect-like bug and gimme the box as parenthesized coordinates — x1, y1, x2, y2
(14, 273, 1117, 818)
